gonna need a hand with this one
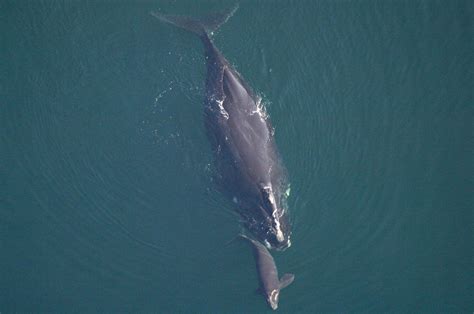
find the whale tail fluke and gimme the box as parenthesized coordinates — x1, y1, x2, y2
(150, 4, 239, 37)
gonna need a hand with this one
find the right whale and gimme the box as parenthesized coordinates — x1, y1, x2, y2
(151, 5, 292, 250)
(240, 234, 295, 310)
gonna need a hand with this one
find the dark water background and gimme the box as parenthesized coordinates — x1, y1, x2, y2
(1, 0, 472, 312)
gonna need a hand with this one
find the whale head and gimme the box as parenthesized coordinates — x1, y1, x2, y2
(266, 289, 280, 310)
(243, 183, 292, 251)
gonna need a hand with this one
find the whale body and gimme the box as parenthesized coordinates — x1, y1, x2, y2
(151, 5, 291, 250)
(241, 234, 294, 310)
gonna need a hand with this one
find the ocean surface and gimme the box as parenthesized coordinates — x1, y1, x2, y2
(1, 0, 472, 312)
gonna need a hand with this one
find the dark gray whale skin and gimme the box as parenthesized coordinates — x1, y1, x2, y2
(151, 6, 291, 250)
(240, 234, 294, 310)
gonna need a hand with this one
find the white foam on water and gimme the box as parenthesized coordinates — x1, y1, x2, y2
(250, 97, 268, 123)
(216, 99, 229, 119)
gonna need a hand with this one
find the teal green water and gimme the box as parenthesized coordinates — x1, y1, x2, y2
(1, 1, 472, 312)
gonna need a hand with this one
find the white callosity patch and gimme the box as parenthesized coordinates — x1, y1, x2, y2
(263, 185, 284, 242)
(268, 289, 280, 310)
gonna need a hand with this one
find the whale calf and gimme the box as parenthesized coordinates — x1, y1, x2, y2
(151, 5, 292, 250)
(240, 234, 294, 310)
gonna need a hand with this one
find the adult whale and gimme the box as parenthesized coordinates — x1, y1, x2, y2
(151, 5, 291, 250)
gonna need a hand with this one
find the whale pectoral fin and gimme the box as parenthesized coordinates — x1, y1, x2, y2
(255, 287, 263, 295)
(279, 273, 295, 289)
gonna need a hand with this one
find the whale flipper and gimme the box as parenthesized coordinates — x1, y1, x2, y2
(279, 273, 295, 289)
